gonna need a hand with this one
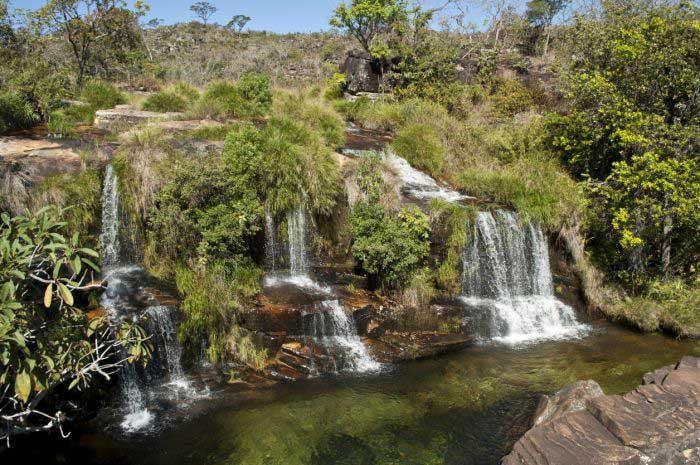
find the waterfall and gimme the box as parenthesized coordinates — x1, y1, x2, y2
(287, 208, 309, 276)
(264, 209, 278, 270)
(147, 306, 186, 382)
(100, 165, 121, 269)
(303, 300, 381, 373)
(460, 210, 585, 343)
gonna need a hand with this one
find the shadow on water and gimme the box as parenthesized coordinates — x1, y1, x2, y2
(5, 322, 698, 465)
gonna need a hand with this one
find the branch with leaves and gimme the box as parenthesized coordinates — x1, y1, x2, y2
(0, 207, 151, 445)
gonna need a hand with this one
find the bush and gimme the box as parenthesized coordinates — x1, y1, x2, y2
(172, 82, 200, 103)
(0, 92, 39, 134)
(142, 91, 188, 112)
(351, 201, 431, 288)
(234, 72, 273, 117)
(391, 123, 445, 177)
(79, 80, 124, 110)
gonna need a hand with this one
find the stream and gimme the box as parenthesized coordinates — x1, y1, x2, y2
(8, 323, 698, 465)
(6, 125, 697, 465)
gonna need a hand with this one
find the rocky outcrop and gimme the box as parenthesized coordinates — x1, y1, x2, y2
(340, 50, 383, 94)
(0, 136, 109, 214)
(502, 356, 700, 465)
(94, 105, 182, 133)
(368, 331, 472, 362)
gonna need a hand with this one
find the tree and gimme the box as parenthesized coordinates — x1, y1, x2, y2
(190, 1, 217, 24)
(547, 1, 700, 282)
(226, 14, 251, 33)
(0, 0, 13, 48)
(330, 0, 408, 55)
(0, 207, 150, 442)
(525, 0, 570, 55)
(35, 0, 143, 86)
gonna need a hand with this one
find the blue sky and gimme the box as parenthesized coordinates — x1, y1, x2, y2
(13, 0, 489, 33)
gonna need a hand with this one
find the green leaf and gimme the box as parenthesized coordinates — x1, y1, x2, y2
(15, 371, 31, 403)
(58, 283, 74, 306)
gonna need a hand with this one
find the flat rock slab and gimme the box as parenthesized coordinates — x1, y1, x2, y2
(502, 356, 700, 465)
(94, 107, 183, 133)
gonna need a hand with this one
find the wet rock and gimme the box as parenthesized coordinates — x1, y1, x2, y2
(94, 107, 183, 133)
(368, 331, 471, 362)
(502, 356, 700, 465)
(532, 380, 604, 426)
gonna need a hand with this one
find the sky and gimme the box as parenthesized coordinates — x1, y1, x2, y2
(12, 0, 490, 33)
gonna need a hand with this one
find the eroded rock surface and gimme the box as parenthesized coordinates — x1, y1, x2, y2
(502, 356, 700, 465)
(94, 105, 183, 133)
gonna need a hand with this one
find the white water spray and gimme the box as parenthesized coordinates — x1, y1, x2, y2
(461, 210, 586, 344)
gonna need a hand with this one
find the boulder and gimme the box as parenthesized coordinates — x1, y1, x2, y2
(94, 106, 183, 133)
(502, 356, 700, 465)
(340, 50, 382, 94)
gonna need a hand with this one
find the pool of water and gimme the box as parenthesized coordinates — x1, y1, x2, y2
(8, 322, 698, 465)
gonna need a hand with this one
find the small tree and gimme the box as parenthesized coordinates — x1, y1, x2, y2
(226, 14, 251, 33)
(525, 0, 569, 55)
(190, 1, 217, 24)
(330, 0, 408, 55)
(35, 0, 143, 86)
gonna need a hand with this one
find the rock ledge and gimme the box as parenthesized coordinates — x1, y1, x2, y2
(502, 356, 700, 465)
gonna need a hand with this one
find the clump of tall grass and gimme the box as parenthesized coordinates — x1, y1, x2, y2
(0, 92, 39, 134)
(142, 91, 188, 112)
(391, 123, 445, 177)
(190, 73, 272, 120)
(80, 80, 125, 112)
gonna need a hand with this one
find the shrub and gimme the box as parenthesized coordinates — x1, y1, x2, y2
(175, 261, 266, 368)
(0, 92, 39, 134)
(234, 72, 273, 117)
(489, 78, 535, 118)
(79, 80, 124, 110)
(194, 81, 237, 119)
(391, 123, 445, 177)
(172, 82, 200, 103)
(351, 201, 431, 288)
(142, 91, 188, 112)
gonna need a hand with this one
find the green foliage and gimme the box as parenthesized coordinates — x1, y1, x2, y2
(330, 0, 408, 54)
(391, 123, 445, 177)
(172, 82, 200, 103)
(547, 1, 700, 280)
(223, 110, 341, 216)
(47, 109, 73, 138)
(490, 78, 536, 118)
(30, 168, 103, 242)
(429, 199, 475, 294)
(0, 207, 149, 438)
(194, 73, 272, 120)
(324, 72, 347, 100)
(609, 279, 700, 337)
(189, 1, 217, 24)
(147, 154, 262, 269)
(80, 79, 125, 110)
(0, 92, 39, 134)
(351, 200, 431, 288)
(175, 262, 266, 368)
(141, 91, 188, 112)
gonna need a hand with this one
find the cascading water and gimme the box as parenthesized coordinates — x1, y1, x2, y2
(100, 165, 121, 269)
(264, 209, 278, 270)
(303, 300, 381, 373)
(287, 207, 309, 276)
(385, 151, 473, 203)
(460, 210, 585, 343)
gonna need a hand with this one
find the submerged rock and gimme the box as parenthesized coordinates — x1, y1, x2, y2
(501, 356, 700, 465)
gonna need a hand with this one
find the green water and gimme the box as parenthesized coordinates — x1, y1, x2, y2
(10, 322, 699, 465)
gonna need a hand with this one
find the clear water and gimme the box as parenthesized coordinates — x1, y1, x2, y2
(12, 323, 698, 465)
